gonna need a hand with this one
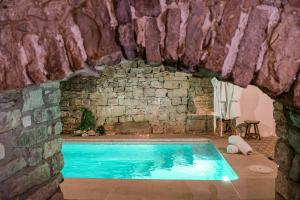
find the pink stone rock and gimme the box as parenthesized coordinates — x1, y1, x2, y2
(255, 7, 300, 96)
(164, 8, 181, 61)
(129, 0, 161, 17)
(205, 0, 241, 73)
(232, 7, 269, 87)
(118, 23, 137, 59)
(181, 0, 208, 67)
(115, 0, 132, 24)
(74, 0, 122, 65)
(145, 18, 161, 64)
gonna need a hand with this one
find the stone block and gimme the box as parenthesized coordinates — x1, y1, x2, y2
(28, 148, 43, 167)
(144, 88, 155, 97)
(50, 153, 64, 176)
(24, 175, 61, 200)
(45, 90, 61, 105)
(182, 97, 188, 104)
(165, 123, 185, 133)
(150, 81, 163, 88)
(108, 98, 118, 105)
(0, 158, 27, 182)
(176, 105, 187, 113)
(273, 109, 288, 128)
(0, 162, 50, 199)
(119, 116, 133, 123)
(93, 98, 108, 106)
(54, 122, 62, 135)
(164, 81, 179, 89)
(109, 106, 125, 117)
(34, 109, 49, 123)
(70, 99, 82, 106)
(22, 115, 31, 128)
(158, 112, 169, 121)
(41, 81, 60, 90)
(124, 91, 133, 98)
(276, 169, 288, 200)
(179, 81, 189, 88)
(155, 89, 167, 97)
(125, 108, 139, 115)
(132, 88, 143, 97)
(165, 76, 188, 81)
(114, 122, 152, 134)
(285, 108, 300, 129)
(288, 128, 300, 154)
(160, 98, 172, 107)
(289, 154, 300, 182)
(172, 98, 181, 106)
(133, 114, 146, 122)
(186, 119, 207, 132)
(43, 138, 62, 159)
(0, 109, 21, 133)
(105, 117, 119, 124)
(22, 89, 44, 112)
(152, 124, 164, 134)
(275, 139, 294, 172)
(175, 72, 190, 77)
(0, 143, 4, 160)
(175, 113, 187, 121)
(48, 106, 61, 120)
(18, 126, 49, 147)
(168, 89, 188, 97)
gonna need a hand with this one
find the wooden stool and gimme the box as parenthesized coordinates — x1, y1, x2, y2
(244, 120, 261, 140)
(222, 119, 236, 136)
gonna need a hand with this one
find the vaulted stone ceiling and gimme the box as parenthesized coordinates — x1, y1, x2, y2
(0, 0, 299, 108)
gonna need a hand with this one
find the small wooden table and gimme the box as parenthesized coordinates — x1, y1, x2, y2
(244, 120, 261, 140)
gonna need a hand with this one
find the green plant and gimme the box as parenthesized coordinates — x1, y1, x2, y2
(79, 108, 96, 131)
(96, 125, 106, 135)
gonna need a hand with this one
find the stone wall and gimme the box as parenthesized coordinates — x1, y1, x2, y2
(60, 61, 214, 135)
(0, 82, 63, 199)
(274, 101, 300, 199)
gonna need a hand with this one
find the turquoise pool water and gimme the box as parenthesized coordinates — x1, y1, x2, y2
(62, 142, 238, 181)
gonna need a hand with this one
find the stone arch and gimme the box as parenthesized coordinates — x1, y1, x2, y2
(0, 0, 300, 199)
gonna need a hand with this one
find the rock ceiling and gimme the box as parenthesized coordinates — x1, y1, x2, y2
(0, 0, 299, 108)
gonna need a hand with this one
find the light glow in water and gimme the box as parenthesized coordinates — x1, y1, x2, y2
(62, 142, 238, 181)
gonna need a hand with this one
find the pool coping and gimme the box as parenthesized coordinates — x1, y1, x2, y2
(63, 138, 211, 143)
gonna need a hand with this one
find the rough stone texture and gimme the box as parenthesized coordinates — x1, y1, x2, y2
(0, 0, 299, 109)
(60, 61, 214, 135)
(0, 109, 21, 133)
(0, 82, 64, 199)
(274, 101, 300, 200)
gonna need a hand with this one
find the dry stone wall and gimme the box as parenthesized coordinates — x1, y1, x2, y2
(0, 82, 63, 200)
(274, 101, 300, 200)
(60, 61, 214, 135)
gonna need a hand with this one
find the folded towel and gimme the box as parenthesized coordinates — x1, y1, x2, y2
(227, 145, 239, 154)
(228, 135, 253, 155)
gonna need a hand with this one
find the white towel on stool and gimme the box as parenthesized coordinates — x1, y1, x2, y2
(227, 145, 239, 154)
(228, 135, 253, 155)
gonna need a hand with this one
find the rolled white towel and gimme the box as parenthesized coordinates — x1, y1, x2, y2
(228, 135, 253, 155)
(227, 145, 239, 154)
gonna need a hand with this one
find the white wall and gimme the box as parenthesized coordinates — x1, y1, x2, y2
(237, 85, 276, 137)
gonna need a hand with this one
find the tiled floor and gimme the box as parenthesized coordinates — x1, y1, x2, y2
(245, 136, 277, 158)
(61, 134, 277, 200)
